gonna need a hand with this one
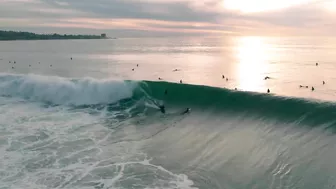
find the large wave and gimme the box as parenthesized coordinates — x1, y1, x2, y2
(1, 73, 336, 128)
(140, 81, 336, 128)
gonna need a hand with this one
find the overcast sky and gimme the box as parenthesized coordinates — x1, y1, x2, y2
(1, 0, 336, 37)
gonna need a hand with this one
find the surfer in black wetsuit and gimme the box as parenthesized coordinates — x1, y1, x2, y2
(159, 105, 165, 113)
(181, 108, 191, 115)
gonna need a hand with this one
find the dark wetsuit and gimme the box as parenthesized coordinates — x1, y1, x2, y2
(181, 108, 190, 115)
(159, 105, 165, 113)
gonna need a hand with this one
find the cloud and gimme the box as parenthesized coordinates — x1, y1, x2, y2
(0, 0, 335, 36)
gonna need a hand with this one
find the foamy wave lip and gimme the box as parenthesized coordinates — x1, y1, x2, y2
(0, 73, 137, 105)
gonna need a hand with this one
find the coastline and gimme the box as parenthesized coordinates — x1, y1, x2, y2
(0, 38, 109, 41)
(0, 30, 110, 41)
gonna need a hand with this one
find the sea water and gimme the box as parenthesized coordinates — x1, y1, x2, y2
(1, 36, 336, 189)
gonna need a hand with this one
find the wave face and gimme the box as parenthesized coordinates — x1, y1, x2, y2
(1, 74, 336, 128)
(0, 73, 137, 106)
(140, 80, 336, 128)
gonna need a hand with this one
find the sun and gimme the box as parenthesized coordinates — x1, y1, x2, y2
(222, 0, 311, 13)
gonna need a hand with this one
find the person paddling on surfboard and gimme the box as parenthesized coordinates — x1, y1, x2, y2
(181, 108, 191, 115)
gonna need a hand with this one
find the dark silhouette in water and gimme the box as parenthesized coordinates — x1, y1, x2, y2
(71, 57, 72, 60)
(267, 89, 270, 93)
(9, 61, 11, 63)
(316, 63, 318, 66)
(234, 88, 237, 90)
(29, 65, 31, 67)
(323, 81, 325, 85)
(312, 87, 315, 91)
(14, 61, 16, 64)
(299, 85, 303, 88)
(159, 105, 165, 113)
(137, 64, 139, 67)
(50, 65, 52, 67)
(180, 80, 183, 83)
(181, 108, 191, 115)
(222, 75, 225, 79)
(12, 67, 14, 69)
(164, 89, 168, 95)
(158, 77, 162, 80)
(132, 68, 134, 71)
(306, 86, 308, 88)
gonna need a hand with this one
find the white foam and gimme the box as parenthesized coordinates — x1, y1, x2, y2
(0, 73, 137, 105)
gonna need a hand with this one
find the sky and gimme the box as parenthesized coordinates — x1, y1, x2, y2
(1, 0, 336, 37)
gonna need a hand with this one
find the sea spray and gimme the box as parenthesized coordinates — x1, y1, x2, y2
(0, 73, 137, 106)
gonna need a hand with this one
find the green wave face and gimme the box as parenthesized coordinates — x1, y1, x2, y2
(138, 80, 336, 129)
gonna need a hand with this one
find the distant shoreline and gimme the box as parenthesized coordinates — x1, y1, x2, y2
(0, 30, 110, 41)
(0, 38, 110, 41)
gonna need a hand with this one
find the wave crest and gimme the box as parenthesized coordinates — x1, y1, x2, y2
(0, 73, 137, 106)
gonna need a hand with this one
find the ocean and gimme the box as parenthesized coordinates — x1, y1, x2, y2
(0, 36, 336, 189)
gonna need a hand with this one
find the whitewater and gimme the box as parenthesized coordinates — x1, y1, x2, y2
(1, 37, 336, 189)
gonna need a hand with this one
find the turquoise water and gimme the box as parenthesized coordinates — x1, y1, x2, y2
(1, 37, 336, 189)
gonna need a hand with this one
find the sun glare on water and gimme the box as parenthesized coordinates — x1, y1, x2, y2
(235, 37, 271, 91)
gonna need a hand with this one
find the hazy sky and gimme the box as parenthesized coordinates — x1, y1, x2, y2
(1, 0, 336, 37)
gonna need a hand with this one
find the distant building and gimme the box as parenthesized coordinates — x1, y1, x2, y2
(101, 33, 107, 38)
